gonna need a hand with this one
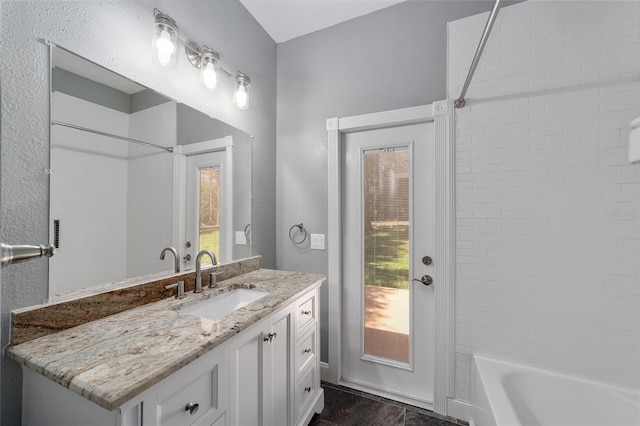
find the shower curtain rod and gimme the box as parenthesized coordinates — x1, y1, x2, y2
(51, 121, 174, 153)
(454, 0, 501, 109)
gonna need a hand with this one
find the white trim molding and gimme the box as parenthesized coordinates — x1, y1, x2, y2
(325, 103, 456, 416)
(433, 99, 455, 415)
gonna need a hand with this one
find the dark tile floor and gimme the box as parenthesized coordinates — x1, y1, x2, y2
(309, 383, 467, 426)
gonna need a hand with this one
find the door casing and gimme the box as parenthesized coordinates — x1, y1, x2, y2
(325, 101, 455, 415)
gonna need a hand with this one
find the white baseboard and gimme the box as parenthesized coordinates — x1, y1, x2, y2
(447, 398, 473, 423)
(319, 361, 331, 382)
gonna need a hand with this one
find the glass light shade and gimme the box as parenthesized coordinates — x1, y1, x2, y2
(234, 72, 251, 110)
(153, 14, 178, 67)
(200, 50, 220, 91)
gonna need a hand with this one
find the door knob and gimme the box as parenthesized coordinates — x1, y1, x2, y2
(185, 402, 199, 415)
(412, 275, 433, 286)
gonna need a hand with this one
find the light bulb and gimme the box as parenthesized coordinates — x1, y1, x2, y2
(157, 51, 171, 66)
(155, 29, 175, 66)
(202, 62, 218, 90)
(235, 85, 248, 109)
(156, 29, 175, 56)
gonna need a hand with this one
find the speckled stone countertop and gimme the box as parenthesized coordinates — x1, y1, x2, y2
(7, 269, 324, 411)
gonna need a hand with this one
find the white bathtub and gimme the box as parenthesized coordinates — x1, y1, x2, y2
(471, 355, 640, 426)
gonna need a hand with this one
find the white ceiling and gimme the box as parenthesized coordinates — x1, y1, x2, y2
(239, 0, 408, 43)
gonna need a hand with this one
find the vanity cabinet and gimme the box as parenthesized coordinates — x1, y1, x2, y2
(19, 286, 323, 426)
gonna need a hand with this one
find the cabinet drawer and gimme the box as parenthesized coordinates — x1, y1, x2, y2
(296, 294, 316, 334)
(294, 366, 318, 421)
(157, 349, 226, 426)
(295, 327, 316, 375)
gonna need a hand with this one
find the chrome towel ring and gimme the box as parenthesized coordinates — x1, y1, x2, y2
(289, 223, 308, 245)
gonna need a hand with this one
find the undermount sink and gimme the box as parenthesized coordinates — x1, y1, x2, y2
(181, 289, 269, 320)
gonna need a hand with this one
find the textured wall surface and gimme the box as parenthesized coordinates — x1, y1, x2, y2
(0, 1, 276, 424)
(448, 0, 640, 402)
(276, 0, 503, 363)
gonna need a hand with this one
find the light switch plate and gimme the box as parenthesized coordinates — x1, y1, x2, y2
(235, 231, 247, 245)
(310, 234, 325, 250)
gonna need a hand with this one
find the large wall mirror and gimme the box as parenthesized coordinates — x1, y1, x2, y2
(48, 46, 252, 300)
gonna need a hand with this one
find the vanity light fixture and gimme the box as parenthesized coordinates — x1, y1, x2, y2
(152, 9, 251, 109)
(152, 10, 178, 67)
(234, 72, 251, 110)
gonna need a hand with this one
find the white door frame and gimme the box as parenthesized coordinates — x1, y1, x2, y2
(325, 101, 455, 415)
(173, 136, 234, 266)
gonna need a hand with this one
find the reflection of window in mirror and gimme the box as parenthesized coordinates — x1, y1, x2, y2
(186, 149, 229, 268)
(198, 168, 221, 261)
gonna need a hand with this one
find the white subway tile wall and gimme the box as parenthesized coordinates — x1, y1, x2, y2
(448, 0, 640, 402)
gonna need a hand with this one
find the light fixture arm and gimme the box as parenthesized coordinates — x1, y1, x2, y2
(152, 8, 250, 108)
(183, 42, 233, 78)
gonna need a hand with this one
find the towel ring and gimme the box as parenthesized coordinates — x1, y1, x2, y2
(243, 224, 251, 242)
(289, 223, 308, 245)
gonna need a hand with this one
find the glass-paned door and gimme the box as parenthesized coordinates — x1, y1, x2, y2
(342, 122, 435, 408)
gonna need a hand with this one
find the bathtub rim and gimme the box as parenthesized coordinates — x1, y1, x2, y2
(472, 353, 640, 426)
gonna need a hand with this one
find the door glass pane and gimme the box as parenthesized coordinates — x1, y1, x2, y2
(198, 167, 221, 262)
(362, 147, 410, 363)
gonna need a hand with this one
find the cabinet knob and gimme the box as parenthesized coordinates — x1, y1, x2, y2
(304, 386, 312, 393)
(303, 348, 312, 354)
(185, 402, 199, 415)
(263, 332, 277, 343)
(302, 310, 312, 316)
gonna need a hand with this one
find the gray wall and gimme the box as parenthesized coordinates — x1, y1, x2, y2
(275, 0, 507, 362)
(0, 1, 276, 424)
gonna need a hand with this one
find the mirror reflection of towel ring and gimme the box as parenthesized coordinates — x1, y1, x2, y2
(289, 223, 308, 245)
(244, 224, 251, 242)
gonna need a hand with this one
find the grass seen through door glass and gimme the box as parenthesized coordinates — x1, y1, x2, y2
(199, 227, 220, 261)
(364, 223, 409, 289)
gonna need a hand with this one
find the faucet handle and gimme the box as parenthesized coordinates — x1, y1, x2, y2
(209, 272, 223, 288)
(165, 281, 185, 299)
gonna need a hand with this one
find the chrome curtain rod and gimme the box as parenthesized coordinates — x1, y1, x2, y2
(454, 0, 502, 109)
(51, 121, 174, 153)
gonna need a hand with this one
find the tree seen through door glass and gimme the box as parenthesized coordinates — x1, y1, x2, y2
(199, 168, 221, 263)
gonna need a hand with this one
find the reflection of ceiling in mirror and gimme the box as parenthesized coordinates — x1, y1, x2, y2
(54, 48, 145, 94)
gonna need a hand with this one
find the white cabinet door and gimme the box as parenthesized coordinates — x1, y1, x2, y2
(228, 324, 263, 426)
(228, 305, 292, 426)
(263, 308, 292, 426)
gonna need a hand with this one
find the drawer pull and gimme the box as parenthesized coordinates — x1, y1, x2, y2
(301, 310, 312, 316)
(304, 386, 312, 393)
(185, 402, 199, 415)
(263, 332, 277, 343)
(303, 348, 312, 354)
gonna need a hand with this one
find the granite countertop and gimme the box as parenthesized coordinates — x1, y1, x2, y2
(7, 269, 324, 411)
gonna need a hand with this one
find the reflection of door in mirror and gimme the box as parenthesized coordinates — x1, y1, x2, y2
(185, 150, 229, 269)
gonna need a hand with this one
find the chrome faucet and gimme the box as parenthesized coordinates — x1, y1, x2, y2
(194, 249, 217, 293)
(160, 247, 180, 273)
